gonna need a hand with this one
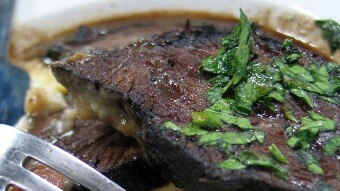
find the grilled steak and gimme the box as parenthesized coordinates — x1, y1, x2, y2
(23, 113, 166, 191)
(51, 24, 339, 191)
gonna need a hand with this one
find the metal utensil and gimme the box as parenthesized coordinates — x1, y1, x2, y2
(0, 0, 30, 125)
(0, 124, 126, 191)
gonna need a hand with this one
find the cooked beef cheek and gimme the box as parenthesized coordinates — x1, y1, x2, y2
(26, 114, 166, 191)
(51, 25, 339, 191)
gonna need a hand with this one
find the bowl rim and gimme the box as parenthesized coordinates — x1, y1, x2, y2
(10, 0, 339, 63)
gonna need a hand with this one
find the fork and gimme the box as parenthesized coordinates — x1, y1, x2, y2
(0, 124, 125, 191)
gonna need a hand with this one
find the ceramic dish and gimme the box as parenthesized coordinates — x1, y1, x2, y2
(10, 0, 340, 65)
(5, 0, 339, 190)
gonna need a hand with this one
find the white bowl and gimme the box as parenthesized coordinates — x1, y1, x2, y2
(7, 1, 339, 189)
(10, 0, 340, 63)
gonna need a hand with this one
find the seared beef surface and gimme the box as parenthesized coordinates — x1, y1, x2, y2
(28, 114, 165, 191)
(51, 25, 339, 191)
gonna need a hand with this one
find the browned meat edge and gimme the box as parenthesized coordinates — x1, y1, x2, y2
(51, 25, 339, 191)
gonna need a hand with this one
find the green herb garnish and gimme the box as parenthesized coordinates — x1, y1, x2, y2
(218, 158, 246, 170)
(287, 112, 335, 149)
(285, 126, 295, 137)
(315, 19, 340, 53)
(266, 83, 286, 103)
(268, 144, 288, 164)
(161, 121, 182, 131)
(299, 151, 324, 174)
(200, 10, 252, 103)
(254, 131, 266, 144)
(163, 11, 266, 153)
(198, 131, 263, 145)
(162, 10, 339, 181)
(191, 99, 254, 130)
(222, 11, 253, 93)
(279, 61, 340, 106)
(289, 89, 314, 108)
(218, 151, 288, 179)
(162, 121, 263, 151)
(283, 39, 293, 53)
(307, 163, 324, 175)
(282, 106, 299, 123)
(192, 109, 224, 130)
(324, 136, 340, 156)
(232, 63, 281, 115)
(161, 122, 207, 136)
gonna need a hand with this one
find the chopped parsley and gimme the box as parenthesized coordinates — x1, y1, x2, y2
(218, 158, 246, 170)
(287, 112, 335, 149)
(161, 10, 338, 180)
(268, 144, 288, 164)
(200, 10, 252, 104)
(218, 151, 288, 179)
(315, 19, 340, 53)
(161, 121, 263, 153)
(299, 151, 324, 174)
(307, 162, 324, 175)
(192, 99, 253, 130)
(282, 106, 299, 123)
(289, 89, 314, 108)
(278, 60, 340, 106)
(198, 131, 264, 146)
(232, 63, 281, 115)
(324, 136, 340, 156)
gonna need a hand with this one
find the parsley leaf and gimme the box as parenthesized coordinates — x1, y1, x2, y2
(232, 63, 281, 115)
(287, 112, 336, 149)
(182, 123, 208, 136)
(268, 144, 288, 164)
(192, 99, 254, 130)
(200, 9, 253, 103)
(266, 83, 286, 103)
(192, 109, 224, 130)
(222, 10, 253, 93)
(161, 121, 262, 146)
(162, 121, 263, 154)
(315, 19, 340, 53)
(278, 59, 340, 106)
(282, 106, 299, 123)
(198, 131, 261, 145)
(283, 39, 293, 53)
(218, 151, 288, 179)
(290, 89, 314, 108)
(206, 86, 223, 104)
(324, 136, 340, 156)
(254, 131, 266, 143)
(162, 12, 338, 180)
(307, 162, 324, 175)
(218, 158, 246, 170)
(161, 121, 182, 131)
(237, 151, 288, 179)
(299, 150, 323, 174)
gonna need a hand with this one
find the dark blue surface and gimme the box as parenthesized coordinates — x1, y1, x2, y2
(0, 0, 30, 125)
(0, 61, 30, 125)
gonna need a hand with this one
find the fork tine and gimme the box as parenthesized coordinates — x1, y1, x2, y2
(23, 140, 125, 191)
(2, 163, 62, 191)
(1, 125, 125, 191)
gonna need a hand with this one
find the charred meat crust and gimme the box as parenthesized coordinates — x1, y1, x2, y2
(51, 25, 339, 191)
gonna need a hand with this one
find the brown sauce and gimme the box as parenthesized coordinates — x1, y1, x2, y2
(11, 11, 338, 65)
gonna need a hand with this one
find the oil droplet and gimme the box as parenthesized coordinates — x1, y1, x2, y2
(121, 118, 126, 125)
